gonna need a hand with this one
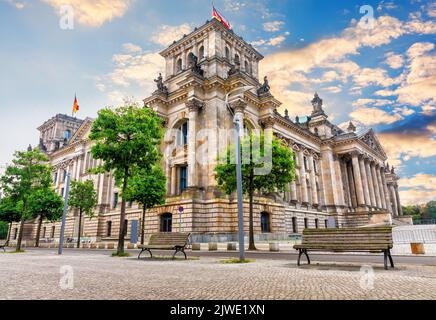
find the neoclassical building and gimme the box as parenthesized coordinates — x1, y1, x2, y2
(11, 19, 404, 245)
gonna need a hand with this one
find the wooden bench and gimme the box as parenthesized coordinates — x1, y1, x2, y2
(294, 226, 394, 270)
(0, 240, 7, 252)
(138, 233, 190, 260)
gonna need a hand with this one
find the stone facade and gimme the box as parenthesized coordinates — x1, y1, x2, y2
(10, 19, 403, 245)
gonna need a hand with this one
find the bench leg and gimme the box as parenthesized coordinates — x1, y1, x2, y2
(383, 250, 388, 270)
(138, 249, 152, 260)
(172, 247, 187, 260)
(388, 249, 394, 269)
(303, 249, 310, 265)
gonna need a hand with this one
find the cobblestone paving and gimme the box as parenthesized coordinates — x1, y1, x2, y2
(1, 250, 436, 300)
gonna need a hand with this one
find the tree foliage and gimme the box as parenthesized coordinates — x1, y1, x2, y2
(124, 166, 167, 244)
(0, 148, 52, 250)
(68, 180, 98, 248)
(89, 104, 164, 254)
(215, 134, 296, 250)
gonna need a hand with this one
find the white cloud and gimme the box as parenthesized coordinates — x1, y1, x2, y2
(251, 32, 290, 48)
(385, 52, 404, 69)
(349, 107, 403, 126)
(4, 0, 26, 9)
(263, 21, 284, 32)
(399, 173, 436, 205)
(122, 43, 142, 53)
(42, 0, 132, 27)
(151, 23, 193, 47)
(352, 98, 394, 108)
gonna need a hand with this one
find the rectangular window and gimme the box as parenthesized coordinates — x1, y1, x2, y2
(42, 227, 46, 238)
(51, 226, 55, 238)
(113, 193, 119, 209)
(124, 219, 128, 237)
(61, 188, 65, 197)
(53, 172, 58, 184)
(182, 122, 188, 145)
(128, 201, 133, 208)
(304, 157, 308, 171)
(292, 217, 298, 233)
(313, 160, 317, 174)
(13, 228, 18, 240)
(180, 166, 188, 193)
(106, 221, 112, 237)
(325, 219, 328, 229)
(304, 218, 308, 229)
(315, 219, 319, 229)
(63, 170, 67, 182)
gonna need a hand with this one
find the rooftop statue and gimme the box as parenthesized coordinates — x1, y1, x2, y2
(257, 76, 270, 95)
(311, 92, 327, 117)
(189, 53, 204, 77)
(154, 73, 168, 95)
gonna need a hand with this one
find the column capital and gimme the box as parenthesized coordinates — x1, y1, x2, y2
(259, 115, 275, 128)
(186, 98, 204, 112)
(350, 150, 361, 158)
(230, 98, 247, 114)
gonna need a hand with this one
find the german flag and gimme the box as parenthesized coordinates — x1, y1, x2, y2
(212, 6, 232, 30)
(73, 95, 79, 114)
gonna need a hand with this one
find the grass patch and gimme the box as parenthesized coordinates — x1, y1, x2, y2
(5, 249, 26, 254)
(111, 252, 131, 257)
(141, 255, 199, 261)
(220, 258, 255, 264)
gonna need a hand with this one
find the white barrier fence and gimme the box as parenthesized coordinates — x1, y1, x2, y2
(392, 225, 436, 256)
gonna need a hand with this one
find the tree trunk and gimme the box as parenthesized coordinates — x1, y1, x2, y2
(76, 210, 83, 249)
(16, 219, 25, 251)
(35, 216, 43, 247)
(248, 172, 256, 251)
(117, 167, 129, 255)
(6, 223, 12, 246)
(141, 206, 146, 245)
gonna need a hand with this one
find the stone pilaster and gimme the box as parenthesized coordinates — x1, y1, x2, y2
(341, 159, 352, 208)
(171, 166, 177, 196)
(298, 150, 309, 205)
(186, 98, 203, 189)
(333, 154, 345, 206)
(395, 186, 403, 216)
(389, 184, 398, 216)
(346, 160, 358, 208)
(308, 153, 319, 206)
(381, 168, 392, 214)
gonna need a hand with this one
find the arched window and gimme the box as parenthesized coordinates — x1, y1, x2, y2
(176, 121, 189, 146)
(176, 58, 182, 72)
(244, 60, 250, 74)
(199, 46, 205, 59)
(160, 213, 172, 232)
(260, 212, 271, 233)
(234, 54, 240, 65)
(64, 129, 71, 141)
(225, 47, 230, 60)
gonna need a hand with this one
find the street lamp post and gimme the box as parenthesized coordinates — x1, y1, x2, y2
(58, 172, 71, 255)
(225, 86, 254, 261)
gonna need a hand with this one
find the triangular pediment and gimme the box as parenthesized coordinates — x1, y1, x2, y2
(358, 129, 387, 158)
(69, 117, 94, 144)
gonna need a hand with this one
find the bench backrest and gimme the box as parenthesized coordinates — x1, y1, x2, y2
(302, 226, 393, 249)
(148, 233, 190, 247)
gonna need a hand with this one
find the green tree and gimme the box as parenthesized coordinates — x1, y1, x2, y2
(423, 201, 436, 220)
(0, 196, 21, 244)
(89, 105, 164, 255)
(215, 134, 296, 250)
(0, 148, 52, 251)
(124, 166, 166, 245)
(68, 180, 98, 248)
(28, 188, 64, 247)
(402, 205, 423, 221)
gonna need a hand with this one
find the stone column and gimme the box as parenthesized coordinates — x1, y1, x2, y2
(171, 166, 177, 196)
(76, 156, 82, 180)
(333, 155, 345, 206)
(395, 186, 403, 216)
(298, 151, 309, 204)
(341, 159, 352, 207)
(381, 168, 392, 213)
(346, 161, 358, 208)
(351, 152, 365, 207)
(376, 164, 386, 209)
(365, 158, 376, 208)
(389, 185, 398, 216)
(186, 98, 202, 189)
(290, 181, 298, 203)
(308, 153, 319, 206)
(358, 155, 371, 207)
(371, 162, 382, 209)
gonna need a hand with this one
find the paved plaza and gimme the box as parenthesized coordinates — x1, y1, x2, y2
(1, 249, 436, 300)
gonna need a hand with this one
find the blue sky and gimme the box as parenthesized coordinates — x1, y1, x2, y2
(0, 0, 435, 204)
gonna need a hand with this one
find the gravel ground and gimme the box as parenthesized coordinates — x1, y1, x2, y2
(1, 249, 436, 300)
